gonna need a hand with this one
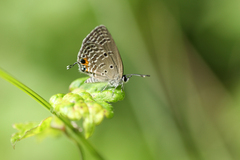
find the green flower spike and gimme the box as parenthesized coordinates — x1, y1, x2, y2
(1, 69, 107, 159)
(9, 76, 125, 146)
(49, 77, 125, 138)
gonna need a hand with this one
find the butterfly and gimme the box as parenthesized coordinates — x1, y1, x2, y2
(67, 25, 150, 93)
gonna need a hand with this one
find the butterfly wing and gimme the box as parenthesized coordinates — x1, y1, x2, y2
(82, 25, 123, 79)
(77, 25, 124, 84)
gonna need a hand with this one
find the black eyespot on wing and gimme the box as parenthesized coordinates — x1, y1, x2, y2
(81, 66, 86, 72)
(110, 65, 113, 69)
(80, 59, 86, 64)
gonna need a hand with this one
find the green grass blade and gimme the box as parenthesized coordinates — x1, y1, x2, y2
(0, 68, 51, 110)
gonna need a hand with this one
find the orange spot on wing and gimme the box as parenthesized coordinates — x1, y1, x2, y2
(83, 58, 89, 65)
(82, 58, 89, 72)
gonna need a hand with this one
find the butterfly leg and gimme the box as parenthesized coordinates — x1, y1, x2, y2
(112, 84, 121, 96)
(102, 83, 109, 92)
(112, 87, 117, 96)
(121, 83, 124, 92)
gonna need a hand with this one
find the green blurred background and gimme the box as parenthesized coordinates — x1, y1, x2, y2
(1, 0, 240, 159)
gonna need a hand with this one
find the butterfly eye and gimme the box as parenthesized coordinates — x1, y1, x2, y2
(122, 75, 128, 82)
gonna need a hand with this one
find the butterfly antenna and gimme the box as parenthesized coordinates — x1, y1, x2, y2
(67, 62, 77, 70)
(126, 74, 150, 79)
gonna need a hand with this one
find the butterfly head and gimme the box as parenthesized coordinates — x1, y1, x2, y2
(122, 75, 129, 83)
(122, 74, 150, 83)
